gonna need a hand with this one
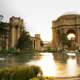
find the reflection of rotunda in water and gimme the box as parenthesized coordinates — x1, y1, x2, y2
(26, 52, 80, 77)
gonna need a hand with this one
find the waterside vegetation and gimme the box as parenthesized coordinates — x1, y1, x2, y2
(0, 66, 42, 80)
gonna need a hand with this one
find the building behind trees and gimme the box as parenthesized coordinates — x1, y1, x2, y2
(0, 16, 43, 51)
(0, 16, 24, 50)
(31, 34, 43, 51)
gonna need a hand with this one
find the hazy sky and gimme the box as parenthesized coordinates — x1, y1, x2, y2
(0, 0, 80, 41)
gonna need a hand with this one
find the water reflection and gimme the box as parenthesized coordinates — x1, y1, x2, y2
(36, 53, 57, 76)
(0, 52, 79, 77)
(66, 56, 78, 76)
(26, 52, 80, 77)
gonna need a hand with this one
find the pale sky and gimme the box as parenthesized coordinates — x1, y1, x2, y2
(0, 0, 80, 41)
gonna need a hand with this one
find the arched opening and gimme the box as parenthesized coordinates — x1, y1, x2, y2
(67, 29, 76, 40)
(67, 33, 75, 40)
(66, 29, 76, 50)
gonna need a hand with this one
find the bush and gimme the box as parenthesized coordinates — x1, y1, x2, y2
(0, 66, 42, 80)
(0, 49, 8, 54)
(7, 48, 17, 54)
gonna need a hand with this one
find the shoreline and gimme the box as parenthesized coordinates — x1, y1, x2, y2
(44, 76, 80, 80)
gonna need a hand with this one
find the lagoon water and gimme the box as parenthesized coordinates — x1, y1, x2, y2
(0, 52, 80, 77)
(26, 52, 80, 77)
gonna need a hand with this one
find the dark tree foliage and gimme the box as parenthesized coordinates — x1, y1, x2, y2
(0, 15, 3, 22)
(40, 40, 44, 47)
(16, 30, 33, 51)
(0, 18, 9, 49)
(0, 15, 9, 32)
(0, 15, 6, 31)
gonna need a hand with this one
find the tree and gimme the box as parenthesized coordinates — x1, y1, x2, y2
(0, 15, 9, 49)
(16, 30, 33, 51)
(40, 40, 43, 47)
(0, 15, 3, 22)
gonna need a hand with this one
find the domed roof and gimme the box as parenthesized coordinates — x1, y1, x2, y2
(63, 11, 80, 15)
(58, 12, 80, 20)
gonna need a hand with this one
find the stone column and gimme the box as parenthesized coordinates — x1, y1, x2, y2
(77, 27, 80, 47)
(5, 38, 8, 49)
(11, 26, 15, 47)
(52, 27, 58, 48)
(17, 27, 20, 40)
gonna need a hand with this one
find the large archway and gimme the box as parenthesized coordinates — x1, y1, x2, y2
(67, 29, 76, 40)
(52, 14, 80, 49)
(66, 29, 76, 49)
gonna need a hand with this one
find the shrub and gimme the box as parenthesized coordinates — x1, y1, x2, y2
(0, 66, 42, 80)
(0, 49, 8, 54)
(7, 48, 17, 54)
